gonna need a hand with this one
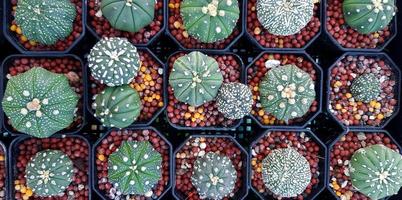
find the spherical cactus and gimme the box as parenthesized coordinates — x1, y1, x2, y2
(343, 0, 396, 34)
(349, 144, 402, 200)
(108, 140, 162, 196)
(25, 150, 74, 197)
(256, 0, 314, 36)
(15, 0, 76, 45)
(92, 85, 142, 128)
(88, 37, 140, 86)
(2, 67, 79, 138)
(101, 0, 155, 33)
(216, 82, 253, 119)
(259, 64, 316, 123)
(191, 152, 237, 199)
(180, 0, 240, 43)
(169, 51, 223, 107)
(262, 148, 311, 198)
(350, 73, 381, 103)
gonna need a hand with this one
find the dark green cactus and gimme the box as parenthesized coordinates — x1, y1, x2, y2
(191, 152, 237, 199)
(25, 150, 74, 197)
(350, 73, 381, 103)
(2, 67, 79, 138)
(216, 82, 253, 119)
(180, 0, 240, 43)
(15, 0, 76, 45)
(92, 85, 142, 128)
(169, 51, 223, 107)
(101, 0, 155, 33)
(108, 140, 162, 196)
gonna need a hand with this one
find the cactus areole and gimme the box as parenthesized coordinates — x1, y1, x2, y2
(350, 144, 402, 200)
(15, 0, 76, 45)
(2, 67, 79, 138)
(216, 82, 253, 119)
(350, 73, 381, 103)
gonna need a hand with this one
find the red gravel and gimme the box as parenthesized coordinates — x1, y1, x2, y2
(0, 146, 6, 199)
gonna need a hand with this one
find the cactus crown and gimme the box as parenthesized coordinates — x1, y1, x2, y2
(216, 82, 253, 119)
(259, 64, 316, 123)
(349, 144, 402, 200)
(101, 0, 155, 33)
(180, 0, 240, 43)
(350, 73, 381, 103)
(191, 152, 237, 200)
(15, 0, 76, 45)
(169, 51, 223, 107)
(92, 85, 142, 128)
(2, 67, 79, 138)
(256, 0, 314, 36)
(88, 37, 140, 87)
(262, 148, 311, 198)
(343, 0, 396, 34)
(25, 150, 74, 197)
(108, 140, 162, 196)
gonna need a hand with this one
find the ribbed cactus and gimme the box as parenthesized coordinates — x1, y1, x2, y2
(101, 0, 155, 33)
(262, 148, 311, 198)
(180, 0, 240, 43)
(92, 85, 142, 128)
(343, 0, 396, 34)
(349, 144, 402, 200)
(2, 67, 79, 138)
(216, 83, 253, 119)
(256, 0, 314, 36)
(350, 73, 381, 103)
(191, 152, 237, 200)
(88, 37, 140, 86)
(259, 64, 316, 123)
(108, 140, 162, 196)
(169, 51, 223, 107)
(15, 0, 76, 45)
(25, 150, 74, 197)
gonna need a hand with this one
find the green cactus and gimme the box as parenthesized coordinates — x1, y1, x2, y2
(169, 51, 223, 107)
(88, 37, 140, 86)
(2, 67, 79, 138)
(349, 144, 402, 200)
(350, 73, 381, 103)
(15, 0, 76, 45)
(108, 140, 162, 196)
(343, 0, 396, 34)
(191, 152, 237, 199)
(259, 64, 316, 123)
(25, 150, 74, 197)
(92, 85, 142, 128)
(101, 0, 155, 33)
(256, 0, 314, 36)
(180, 0, 240, 43)
(216, 82, 253, 119)
(262, 148, 311, 198)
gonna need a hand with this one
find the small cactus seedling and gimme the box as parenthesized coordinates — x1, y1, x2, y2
(259, 64, 316, 123)
(216, 82, 253, 119)
(108, 140, 162, 196)
(25, 150, 74, 197)
(101, 0, 155, 33)
(191, 152, 237, 200)
(256, 0, 314, 36)
(350, 73, 381, 103)
(180, 0, 240, 43)
(350, 144, 402, 200)
(343, 0, 396, 34)
(88, 37, 140, 86)
(2, 67, 79, 138)
(262, 148, 311, 198)
(169, 51, 223, 107)
(92, 85, 142, 128)
(15, 0, 76, 45)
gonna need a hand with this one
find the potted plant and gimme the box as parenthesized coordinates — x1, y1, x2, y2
(0, 141, 6, 199)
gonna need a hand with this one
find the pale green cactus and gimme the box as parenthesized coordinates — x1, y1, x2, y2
(216, 83, 253, 119)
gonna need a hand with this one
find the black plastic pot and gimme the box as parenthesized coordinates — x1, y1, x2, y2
(172, 134, 249, 200)
(92, 126, 173, 200)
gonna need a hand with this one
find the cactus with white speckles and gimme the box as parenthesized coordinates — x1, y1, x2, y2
(216, 82, 253, 119)
(350, 73, 381, 103)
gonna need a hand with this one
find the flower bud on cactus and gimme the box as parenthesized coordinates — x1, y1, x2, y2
(216, 82, 253, 119)
(169, 51, 223, 107)
(191, 152, 237, 200)
(349, 144, 402, 200)
(350, 73, 381, 103)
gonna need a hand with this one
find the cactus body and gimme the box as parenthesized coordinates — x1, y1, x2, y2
(216, 82, 253, 119)
(350, 73, 381, 103)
